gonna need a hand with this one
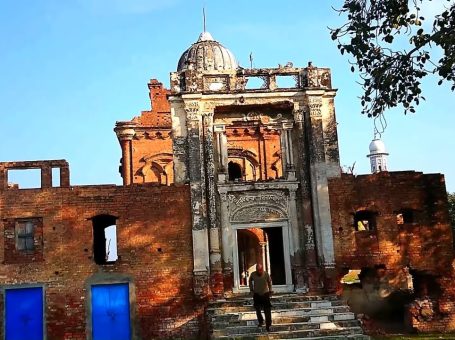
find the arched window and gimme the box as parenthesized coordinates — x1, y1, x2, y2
(228, 161, 242, 181)
(91, 215, 118, 264)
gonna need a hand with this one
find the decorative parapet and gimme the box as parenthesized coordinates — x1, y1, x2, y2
(170, 64, 332, 95)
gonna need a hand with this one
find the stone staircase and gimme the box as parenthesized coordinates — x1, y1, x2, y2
(207, 294, 370, 339)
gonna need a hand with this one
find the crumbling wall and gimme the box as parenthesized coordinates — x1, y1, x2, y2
(329, 171, 455, 333)
(405, 263, 455, 332)
(0, 182, 204, 339)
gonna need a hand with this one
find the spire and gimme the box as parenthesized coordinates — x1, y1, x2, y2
(203, 7, 206, 33)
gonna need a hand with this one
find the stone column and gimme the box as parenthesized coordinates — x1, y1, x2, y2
(283, 121, 296, 180)
(260, 242, 267, 269)
(114, 123, 136, 186)
(279, 130, 288, 178)
(214, 124, 227, 182)
(306, 94, 335, 269)
(203, 114, 224, 297)
(219, 190, 234, 292)
(185, 102, 210, 299)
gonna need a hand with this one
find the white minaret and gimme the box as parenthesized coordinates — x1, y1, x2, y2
(367, 134, 389, 173)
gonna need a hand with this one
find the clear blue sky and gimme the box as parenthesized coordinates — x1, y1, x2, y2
(1, 0, 454, 192)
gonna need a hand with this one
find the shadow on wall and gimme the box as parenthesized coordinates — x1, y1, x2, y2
(340, 267, 416, 333)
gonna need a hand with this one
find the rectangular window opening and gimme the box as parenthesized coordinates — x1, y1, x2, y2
(7, 169, 41, 189)
(52, 168, 61, 187)
(92, 215, 118, 264)
(276, 75, 297, 89)
(245, 76, 266, 90)
(397, 209, 415, 225)
(354, 211, 377, 231)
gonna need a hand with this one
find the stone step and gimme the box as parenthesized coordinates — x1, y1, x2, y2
(213, 326, 366, 339)
(212, 315, 360, 330)
(213, 320, 361, 336)
(211, 310, 356, 325)
(209, 294, 339, 307)
(208, 305, 350, 316)
(208, 294, 367, 340)
(209, 299, 343, 309)
(276, 336, 370, 340)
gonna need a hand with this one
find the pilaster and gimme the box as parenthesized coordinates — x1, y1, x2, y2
(203, 111, 224, 296)
(185, 101, 211, 299)
(306, 93, 335, 269)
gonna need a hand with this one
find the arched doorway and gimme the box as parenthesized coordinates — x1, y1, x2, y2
(235, 225, 289, 290)
(228, 161, 242, 181)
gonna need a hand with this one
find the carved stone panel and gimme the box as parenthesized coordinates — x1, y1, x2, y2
(185, 101, 200, 121)
(227, 191, 289, 223)
(308, 97, 322, 118)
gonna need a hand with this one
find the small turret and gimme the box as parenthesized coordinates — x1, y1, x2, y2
(367, 135, 389, 173)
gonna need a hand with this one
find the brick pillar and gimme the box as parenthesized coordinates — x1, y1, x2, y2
(41, 165, 52, 188)
(0, 167, 7, 190)
(60, 165, 70, 187)
(121, 140, 133, 185)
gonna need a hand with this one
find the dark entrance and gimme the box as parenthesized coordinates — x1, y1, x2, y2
(237, 226, 286, 287)
(265, 227, 286, 285)
(228, 161, 242, 181)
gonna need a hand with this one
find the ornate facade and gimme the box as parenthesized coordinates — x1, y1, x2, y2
(115, 31, 342, 297)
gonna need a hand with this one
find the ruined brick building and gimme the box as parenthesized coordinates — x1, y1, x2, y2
(1, 31, 454, 339)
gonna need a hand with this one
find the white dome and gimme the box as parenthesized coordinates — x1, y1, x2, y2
(177, 31, 238, 72)
(369, 138, 387, 154)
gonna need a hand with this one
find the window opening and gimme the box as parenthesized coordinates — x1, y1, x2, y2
(245, 76, 266, 90)
(396, 209, 415, 225)
(92, 215, 118, 264)
(354, 210, 377, 231)
(228, 161, 242, 181)
(276, 75, 297, 88)
(16, 220, 35, 251)
(7, 169, 41, 189)
(52, 168, 60, 187)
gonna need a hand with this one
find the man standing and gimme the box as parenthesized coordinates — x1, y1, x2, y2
(248, 263, 273, 331)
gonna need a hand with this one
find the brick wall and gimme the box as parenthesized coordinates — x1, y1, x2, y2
(328, 171, 453, 273)
(0, 183, 204, 340)
(329, 171, 455, 332)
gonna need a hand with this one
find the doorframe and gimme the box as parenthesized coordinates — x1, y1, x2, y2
(85, 273, 137, 340)
(2, 284, 46, 340)
(231, 221, 293, 293)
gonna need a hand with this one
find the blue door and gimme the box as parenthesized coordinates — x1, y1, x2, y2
(91, 283, 131, 340)
(5, 287, 44, 340)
